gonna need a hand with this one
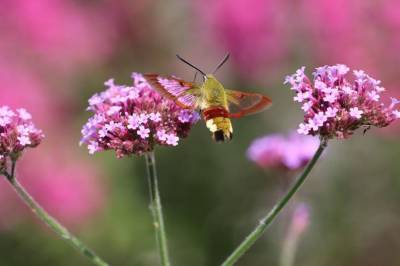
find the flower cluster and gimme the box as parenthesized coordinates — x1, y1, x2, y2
(285, 65, 400, 139)
(81, 73, 200, 157)
(0, 106, 44, 172)
(247, 132, 319, 171)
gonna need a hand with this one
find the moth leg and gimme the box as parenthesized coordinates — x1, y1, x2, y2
(192, 71, 198, 83)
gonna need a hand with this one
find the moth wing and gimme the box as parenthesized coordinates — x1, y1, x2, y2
(143, 74, 200, 109)
(226, 89, 272, 118)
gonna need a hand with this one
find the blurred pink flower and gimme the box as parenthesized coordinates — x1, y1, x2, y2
(298, 0, 400, 79)
(0, 62, 59, 127)
(379, 0, 400, 73)
(0, 151, 105, 227)
(298, 0, 375, 68)
(247, 132, 319, 171)
(290, 203, 310, 236)
(0, 0, 116, 72)
(23, 159, 105, 224)
(195, 0, 289, 76)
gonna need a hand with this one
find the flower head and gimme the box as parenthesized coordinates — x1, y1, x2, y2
(285, 65, 400, 140)
(247, 132, 319, 171)
(80, 73, 199, 157)
(0, 106, 44, 168)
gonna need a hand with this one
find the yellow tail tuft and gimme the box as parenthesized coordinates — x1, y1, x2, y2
(206, 117, 233, 142)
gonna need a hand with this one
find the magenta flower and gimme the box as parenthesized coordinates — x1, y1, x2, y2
(247, 132, 319, 171)
(81, 73, 199, 157)
(0, 106, 44, 169)
(285, 65, 400, 140)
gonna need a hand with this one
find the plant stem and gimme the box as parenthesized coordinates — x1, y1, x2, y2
(221, 141, 327, 266)
(3, 161, 109, 266)
(145, 151, 171, 266)
(280, 229, 298, 266)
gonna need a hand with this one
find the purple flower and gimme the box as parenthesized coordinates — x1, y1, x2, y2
(0, 106, 44, 172)
(247, 132, 319, 171)
(285, 65, 400, 140)
(80, 73, 200, 157)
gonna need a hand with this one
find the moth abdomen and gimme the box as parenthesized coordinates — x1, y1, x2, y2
(203, 107, 233, 142)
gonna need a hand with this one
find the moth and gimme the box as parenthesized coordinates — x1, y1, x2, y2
(143, 54, 272, 142)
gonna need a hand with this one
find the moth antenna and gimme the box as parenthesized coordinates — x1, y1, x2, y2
(213, 53, 230, 74)
(176, 54, 206, 76)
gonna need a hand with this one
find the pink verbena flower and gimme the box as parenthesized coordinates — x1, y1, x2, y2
(81, 73, 200, 157)
(290, 203, 310, 236)
(247, 132, 319, 171)
(285, 65, 400, 140)
(0, 106, 44, 169)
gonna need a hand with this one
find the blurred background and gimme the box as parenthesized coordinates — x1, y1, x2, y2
(1, 0, 400, 265)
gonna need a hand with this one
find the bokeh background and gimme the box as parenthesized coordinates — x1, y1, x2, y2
(1, 0, 400, 265)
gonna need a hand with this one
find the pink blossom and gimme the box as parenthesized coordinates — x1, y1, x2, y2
(0, 106, 44, 161)
(301, 101, 313, 112)
(298, 0, 373, 68)
(194, 0, 289, 76)
(156, 129, 168, 142)
(307, 119, 319, 132)
(393, 110, 400, 118)
(313, 112, 327, 127)
(137, 126, 150, 139)
(0, 152, 105, 226)
(0, 63, 55, 127)
(290, 203, 310, 236)
(149, 112, 162, 122)
(325, 107, 338, 118)
(247, 132, 319, 171)
(17, 108, 32, 120)
(297, 123, 310, 135)
(368, 91, 380, 102)
(0, 0, 116, 71)
(166, 134, 179, 146)
(81, 73, 199, 157)
(88, 142, 100, 155)
(349, 107, 363, 119)
(127, 114, 140, 130)
(286, 65, 400, 140)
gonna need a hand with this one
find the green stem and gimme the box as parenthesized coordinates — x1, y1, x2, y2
(221, 141, 327, 266)
(3, 162, 109, 266)
(280, 230, 299, 266)
(145, 151, 171, 266)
